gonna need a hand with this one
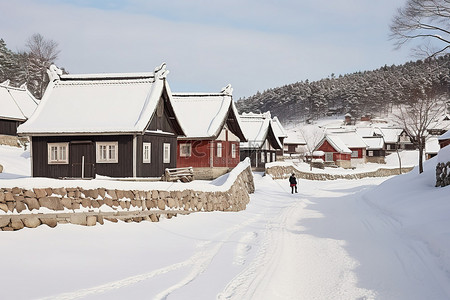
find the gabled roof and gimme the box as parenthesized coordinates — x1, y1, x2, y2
(18, 64, 184, 136)
(0, 81, 38, 121)
(239, 112, 282, 150)
(172, 84, 246, 141)
(272, 116, 288, 139)
(375, 127, 404, 143)
(315, 134, 352, 154)
(333, 131, 367, 148)
(363, 136, 384, 150)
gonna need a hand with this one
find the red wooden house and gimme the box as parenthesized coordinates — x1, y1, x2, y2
(172, 85, 246, 179)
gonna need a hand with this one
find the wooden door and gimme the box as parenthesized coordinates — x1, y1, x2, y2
(70, 141, 95, 178)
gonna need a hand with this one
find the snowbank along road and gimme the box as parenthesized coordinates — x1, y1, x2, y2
(2, 173, 449, 299)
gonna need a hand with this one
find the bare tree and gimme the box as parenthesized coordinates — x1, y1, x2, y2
(25, 33, 60, 99)
(394, 90, 446, 174)
(390, 0, 450, 57)
(298, 124, 324, 170)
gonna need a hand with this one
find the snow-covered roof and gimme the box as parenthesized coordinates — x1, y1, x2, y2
(284, 136, 306, 145)
(0, 81, 38, 121)
(18, 64, 184, 136)
(425, 137, 440, 154)
(239, 112, 282, 149)
(271, 116, 288, 138)
(332, 131, 367, 148)
(355, 127, 376, 138)
(363, 136, 384, 150)
(320, 135, 352, 154)
(438, 130, 450, 140)
(171, 85, 245, 141)
(375, 127, 404, 143)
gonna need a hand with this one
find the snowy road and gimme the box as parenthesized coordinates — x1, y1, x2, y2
(2, 173, 449, 299)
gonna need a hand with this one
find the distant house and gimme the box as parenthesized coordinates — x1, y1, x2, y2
(314, 134, 352, 168)
(363, 136, 386, 163)
(438, 130, 450, 149)
(398, 129, 415, 150)
(283, 136, 307, 157)
(239, 112, 282, 169)
(18, 64, 185, 179)
(171, 85, 246, 179)
(374, 127, 404, 152)
(272, 116, 288, 156)
(0, 80, 38, 136)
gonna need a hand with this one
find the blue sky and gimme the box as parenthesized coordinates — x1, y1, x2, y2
(1, 0, 414, 98)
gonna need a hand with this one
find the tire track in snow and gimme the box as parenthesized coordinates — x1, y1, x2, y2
(39, 216, 261, 300)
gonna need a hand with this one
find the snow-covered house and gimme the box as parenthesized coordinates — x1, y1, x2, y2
(17, 64, 185, 179)
(272, 116, 288, 156)
(239, 112, 282, 170)
(438, 130, 450, 149)
(314, 134, 352, 168)
(0, 80, 38, 136)
(171, 85, 246, 180)
(363, 136, 386, 163)
(283, 136, 307, 157)
(374, 127, 404, 152)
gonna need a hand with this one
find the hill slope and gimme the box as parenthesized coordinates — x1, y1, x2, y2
(237, 55, 450, 122)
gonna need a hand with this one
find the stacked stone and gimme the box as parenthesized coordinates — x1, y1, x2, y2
(436, 162, 450, 187)
(266, 165, 414, 181)
(0, 165, 255, 231)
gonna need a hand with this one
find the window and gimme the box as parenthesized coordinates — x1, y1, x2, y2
(261, 151, 265, 163)
(96, 142, 118, 163)
(180, 143, 191, 157)
(272, 153, 276, 162)
(48, 143, 69, 164)
(143, 142, 151, 163)
(217, 142, 222, 157)
(387, 144, 391, 150)
(231, 143, 237, 158)
(163, 143, 171, 163)
(351, 150, 359, 158)
(267, 152, 271, 162)
(325, 152, 333, 162)
(368, 151, 374, 157)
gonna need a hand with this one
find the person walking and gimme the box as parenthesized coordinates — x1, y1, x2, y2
(289, 173, 298, 194)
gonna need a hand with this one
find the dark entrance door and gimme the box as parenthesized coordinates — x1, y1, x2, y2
(70, 141, 95, 178)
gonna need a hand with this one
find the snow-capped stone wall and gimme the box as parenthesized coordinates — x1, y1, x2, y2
(266, 165, 414, 181)
(0, 164, 254, 231)
(436, 162, 450, 187)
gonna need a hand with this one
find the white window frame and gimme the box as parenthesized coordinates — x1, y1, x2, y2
(48, 143, 69, 164)
(180, 143, 192, 157)
(386, 144, 391, 150)
(231, 143, 237, 158)
(325, 152, 334, 162)
(96, 142, 118, 163)
(368, 150, 374, 157)
(163, 143, 171, 164)
(351, 150, 359, 158)
(267, 152, 271, 163)
(143, 142, 151, 163)
(261, 151, 265, 163)
(272, 152, 276, 162)
(217, 142, 222, 158)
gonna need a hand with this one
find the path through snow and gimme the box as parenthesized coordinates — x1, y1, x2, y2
(1, 173, 449, 299)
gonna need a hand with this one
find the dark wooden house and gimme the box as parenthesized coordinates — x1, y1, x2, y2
(239, 112, 282, 170)
(17, 64, 185, 179)
(0, 80, 38, 136)
(172, 85, 247, 179)
(439, 130, 450, 149)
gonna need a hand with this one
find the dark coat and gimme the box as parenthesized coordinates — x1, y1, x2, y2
(289, 175, 297, 185)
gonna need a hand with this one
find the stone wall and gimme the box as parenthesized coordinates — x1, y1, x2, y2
(266, 165, 414, 181)
(0, 164, 254, 231)
(436, 162, 450, 187)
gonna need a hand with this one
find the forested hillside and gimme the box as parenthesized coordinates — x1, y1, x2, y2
(237, 55, 450, 123)
(0, 35, 63, 99)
